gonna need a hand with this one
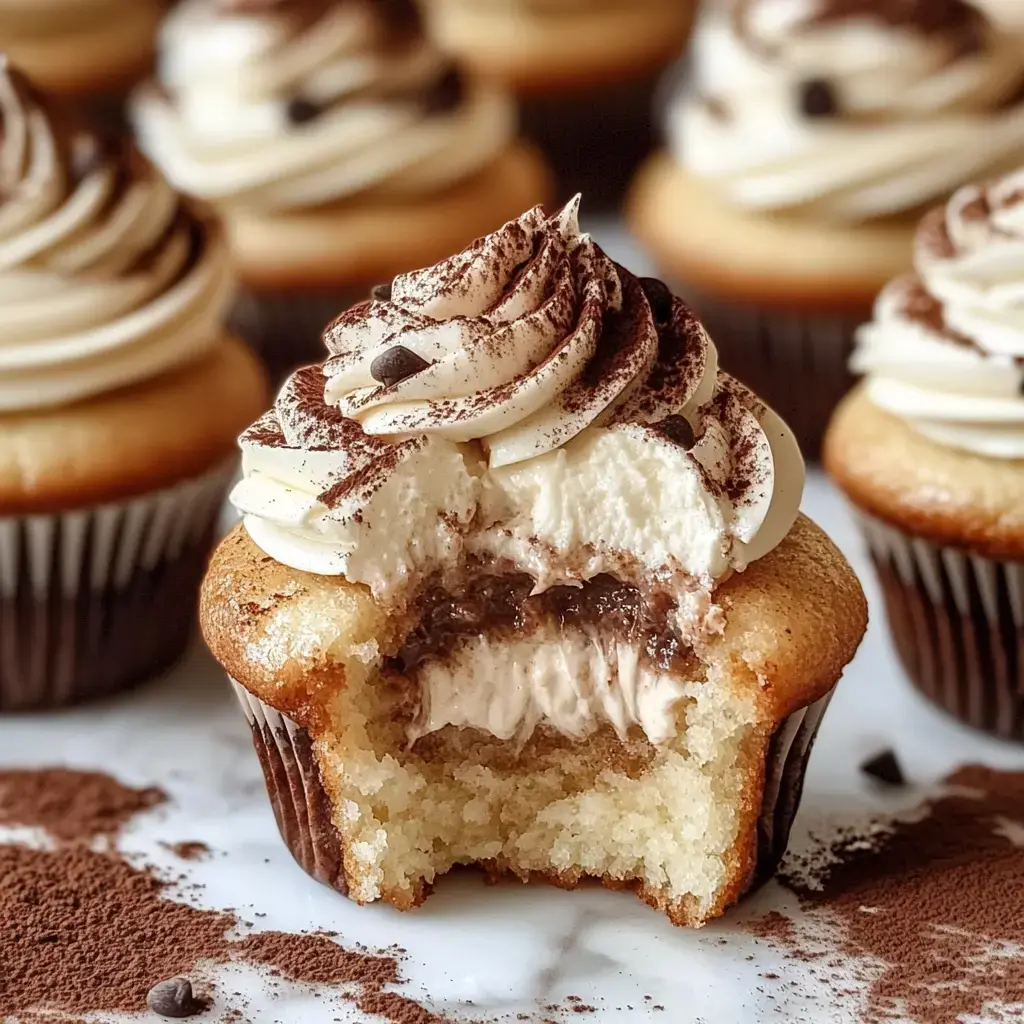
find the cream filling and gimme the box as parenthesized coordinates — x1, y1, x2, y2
(408, 631, 689, 747)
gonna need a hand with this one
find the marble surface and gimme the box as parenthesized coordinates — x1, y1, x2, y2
(3, 224, 1024, 1024)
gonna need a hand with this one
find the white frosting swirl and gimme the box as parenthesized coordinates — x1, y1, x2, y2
(132, 0, 515, 211)
(853, 169, 1024, 457)
(672, 0, 1024, 220)
(231, 200, 805, 601)
(0, 61, 233, 413)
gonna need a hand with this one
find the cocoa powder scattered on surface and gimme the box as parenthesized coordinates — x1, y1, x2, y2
(0, 767, 166, 844)
(752, 765, 1024, 1024)
(164, 840, 212, 861)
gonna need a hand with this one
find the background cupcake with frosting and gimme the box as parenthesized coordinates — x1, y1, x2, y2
(630, 0, 1024, 456)
(826, 169, 1024, 740)
(133, 0, 553, 381)
(423, 0, 694, 210)
(0, 59, 266, 711)
(0, 0, 164, 127)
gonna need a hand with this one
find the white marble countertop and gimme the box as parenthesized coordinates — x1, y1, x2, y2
(2, 224, 1023, 1024)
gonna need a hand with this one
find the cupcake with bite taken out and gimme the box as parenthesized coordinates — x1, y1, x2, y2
(132, 0, 553, 382)
(0, 58, 267, 711)
(201, 197, 866, 925)
(630, 0, 1024, 456)
(826, 169, 1024, 740)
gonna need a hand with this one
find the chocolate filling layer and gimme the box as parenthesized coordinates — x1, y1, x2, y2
(390, 574, 688, 675)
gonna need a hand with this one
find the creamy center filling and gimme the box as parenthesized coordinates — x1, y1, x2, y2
(389, 574, 697, 747)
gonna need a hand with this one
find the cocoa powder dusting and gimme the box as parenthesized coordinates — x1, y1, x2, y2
(0, 767, 166, 844)
(751, 765, 1024, 1023)
(0, 767, 477, 1023)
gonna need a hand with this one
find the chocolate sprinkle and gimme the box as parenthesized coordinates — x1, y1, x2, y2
(286, 95, 322, 126)
(860, 750, 906, 788)
(422, 67, 464, 115)
(369, 345, 431, 388)
(656, 415, 696, 451)
(370, 281, 393, 301)
(639, 277, 674, 324)
(799, 77, 839, 118)
(146, 977, 204, 1018)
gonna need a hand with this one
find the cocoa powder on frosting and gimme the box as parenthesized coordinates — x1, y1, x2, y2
(750, 764, 1024, 1023)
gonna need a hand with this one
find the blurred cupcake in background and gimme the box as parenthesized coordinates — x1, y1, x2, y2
(423, 0, 695, 209)
(0, 58, 267, 711)
(825, 170, 1024, 740)
(630, 0, 1024, 456)
(133, 0, 553, 381)
(0, 0, 163, 127)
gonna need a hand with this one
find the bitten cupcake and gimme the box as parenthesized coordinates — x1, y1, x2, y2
(630, 0, 1024, 456)
(0, 0, 163, 126)
(132, 0, 553, 382)
(0, 60, 267, 711)
(201, 199, 867, 925)
(423, 0, 695, 209)
(826, 172, 1024, 741)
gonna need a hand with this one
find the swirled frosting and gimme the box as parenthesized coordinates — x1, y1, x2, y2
(131, 0, 516, 211)
(854, 170, 1024, 457)
(230, 199, 805, 606)
(0, 59, 233, 413)
(671, 0, 1024, 220)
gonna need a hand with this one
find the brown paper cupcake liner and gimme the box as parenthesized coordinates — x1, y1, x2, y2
(229, 286, 367, 386)
(678, 286, 869, 459)
(0, 463, 234, 711)
(518, 68, 664, 212)
(857, 513, 1024, 740)
(231, 678, 833, 903)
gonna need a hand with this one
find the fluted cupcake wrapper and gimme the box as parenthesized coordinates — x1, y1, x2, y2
(0, 463, 234, 711)
(857, 513, 1024, 741)
(229, 285, 367, 387)
(230, 678, 833, 905)
(676, 286, 869, 459)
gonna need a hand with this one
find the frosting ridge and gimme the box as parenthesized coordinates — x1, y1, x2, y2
(853, 168, 1024, 456)
(0, 58, 232, 413)
(672, 0, 1024, 220)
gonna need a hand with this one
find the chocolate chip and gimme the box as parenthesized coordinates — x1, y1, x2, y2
(422, 67, 464, 115)
(370, 345, 430, 388)
(370, 281, 393, 302)
(799, 77, 839, 118)
(658, 415, 696, 450)
(640, 277, 674, 324)
(377, 0, 422, 31)
(286, 96, 322, 126)
(860, 749, 906, 788)
(146, 978, 202, 1018)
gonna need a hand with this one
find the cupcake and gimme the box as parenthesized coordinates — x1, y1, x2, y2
(826, 172, 1024, 741)
(0, 60, 267, 711)
(0, 0, 163, 127)
(423, 0, 695, 209)
(200, 198, 867, 925)
(132, 0, 553, 383)
(630, 0, 1024, 457)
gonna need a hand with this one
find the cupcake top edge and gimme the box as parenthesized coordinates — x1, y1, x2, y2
(131, 0, 517, 214)
(853, 166, 1024, 459)
(670, 0, 1024, 222)
(230, 196, 807, 624)
(0, 55, 233, 416)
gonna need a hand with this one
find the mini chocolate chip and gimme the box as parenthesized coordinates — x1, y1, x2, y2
(370, 345, 430, 388)
(658, 415, 695, 450)
(422, 67, 464, 115)
(286, 96, 322, 126)
(799, 77, 839, 118)
(370, 281, 393, 301)
(640, 277, 674, 324)
(860, 749, 906, 788)
(146, 978, 202, 1018)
